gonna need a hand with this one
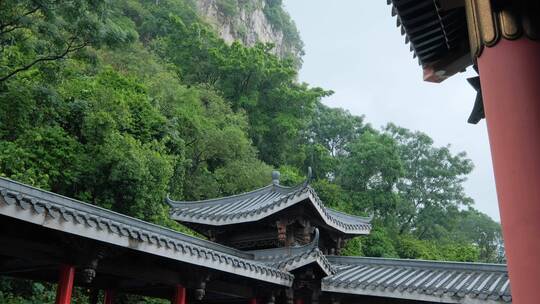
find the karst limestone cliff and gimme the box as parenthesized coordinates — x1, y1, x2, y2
(195, 0, 303, 60)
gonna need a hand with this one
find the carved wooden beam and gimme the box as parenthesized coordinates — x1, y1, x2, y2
(188, 272, 211, 300)
(276, 220, 287, 246)
(59, 236, 112, 284)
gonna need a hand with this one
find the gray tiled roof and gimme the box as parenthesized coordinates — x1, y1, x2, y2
(167, 183, 371, 234)
(0, 177, 293, 287)
(322, 256, 511, 303)
(0, 177, 513, 304)
(249, 229, 335, 276)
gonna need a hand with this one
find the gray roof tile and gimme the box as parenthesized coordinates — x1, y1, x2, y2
(0, 178, 514, 303)
(249, 229, 335, 276)
(322, 256, 511, 303)
(0, 177, 293, 286)
(167, 183, 371, 234)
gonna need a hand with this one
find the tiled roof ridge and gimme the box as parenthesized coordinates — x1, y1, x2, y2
(166, 183, 306, 207)
(327, 255, 507, 272)
(249, 228, 320, 259)
(0, 177, 250, 258)
(303, 187, 371, 232)
(272, 247, 335, 276)
(326, 207, 373, 222)
(169, 184, 308, 224)
(306, 186, 372, 224)
(0, 176, 514, 302)
(0, 177, 294, 286)
(249, 229, 335, 276)
(169, 182, 371, 234)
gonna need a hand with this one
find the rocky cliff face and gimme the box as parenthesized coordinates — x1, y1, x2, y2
(195, 0, 303, 60)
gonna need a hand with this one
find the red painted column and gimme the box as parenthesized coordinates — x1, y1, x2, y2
(250, 298, 258, 304)
(295, 299, 304, 304)
(55, 265, 75, 304)
(104, 290, 115, 304)
(478, 38, 540, 304)
(172, 285, 186, 304)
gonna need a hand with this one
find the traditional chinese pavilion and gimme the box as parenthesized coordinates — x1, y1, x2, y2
(0, 174, 512, 304)
(385, 1, 539, 303)
(166, 171, 371, 253)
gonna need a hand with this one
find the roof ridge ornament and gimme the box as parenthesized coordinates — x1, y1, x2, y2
(311, 227, 320, 249)
(272, 170, 281, 185)
(304, 166, 313, 186)
(165, 193, 174, 207)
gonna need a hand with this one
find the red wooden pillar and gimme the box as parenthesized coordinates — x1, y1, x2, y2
(250, 298, 258, 304)
(478, 38, 540, 304)
(55, 265, 75, 304)
(295, 299, 304, 304)
(172, 285, 186, 304)
(104, 290, 115, 304)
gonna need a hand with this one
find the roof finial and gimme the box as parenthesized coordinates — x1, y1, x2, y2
(313, 227, 319, 248)
(304, 166, 313, 186)
(272, 170, 280, 185)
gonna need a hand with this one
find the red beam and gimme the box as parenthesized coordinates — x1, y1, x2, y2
(479, 38, 540, 304)
(55, 265, 75, 304)
(104, 290, 115, 304)
(172, 285, 186, 304)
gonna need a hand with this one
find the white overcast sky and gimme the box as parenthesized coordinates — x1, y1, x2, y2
(283, 0, 500, 221)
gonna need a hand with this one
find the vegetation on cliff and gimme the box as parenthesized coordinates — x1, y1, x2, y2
(0, 0, 502, 302)
(203, 0, 303, 60)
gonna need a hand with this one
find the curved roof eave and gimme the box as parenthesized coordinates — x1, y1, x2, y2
(167, 183, 372, 235)
(249, 229, 336, 276)
(0, 177, 293, 287)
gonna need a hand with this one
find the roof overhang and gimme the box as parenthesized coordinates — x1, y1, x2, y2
(322, 256, 511, 303)
(0, 178, 293, 287)
(168, 185, 371, 236)
(250, 229, 336, 277)
(388, 0, 473, 82)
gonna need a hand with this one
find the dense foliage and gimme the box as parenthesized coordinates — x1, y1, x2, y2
(0, 0, 503, 302)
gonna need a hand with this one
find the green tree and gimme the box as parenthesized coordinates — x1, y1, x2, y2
(0, 3, 506, 302)
(0, 126, 83, 192)
(361, 227, 398, 258)
(337, 131, 403, 218)
(0, 0, 136, 83)
(339, 131, 403, 193)
(311, 104, 367, 158)
(455, 208, 504, 263)
(384, 124, 474, 239)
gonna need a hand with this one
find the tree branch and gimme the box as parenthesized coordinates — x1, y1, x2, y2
(0, 6, 40, 34)
(0, 24, 26, 37)
(185, 138, 198, 147)
(0, 39, 88, 83)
